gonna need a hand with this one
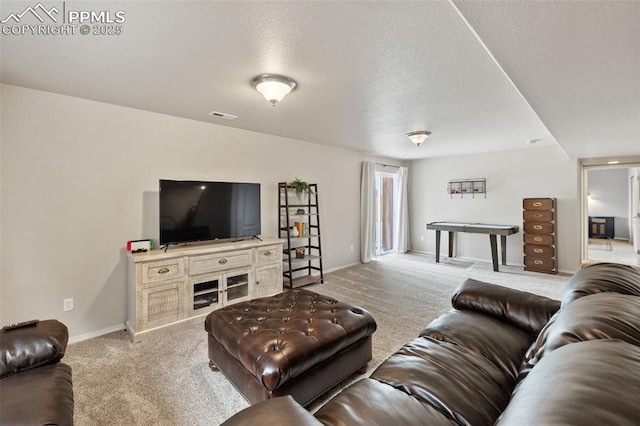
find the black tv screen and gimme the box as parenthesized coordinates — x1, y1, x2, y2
(159, 180, 261, 245)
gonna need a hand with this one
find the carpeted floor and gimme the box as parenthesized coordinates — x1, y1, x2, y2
(65, 253, 569, 425)
(588, 239, 638, 265)
(588, 238, 613, 251)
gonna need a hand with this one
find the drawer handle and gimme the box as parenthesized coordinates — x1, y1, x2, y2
(158, 267, 170, 274)
(534, 248, 543, 253)
(533, 225, 543, 230)
(534, 213, 542, 217)
(533, 202, 542, 207)
(263, 251, 272, 256)
(534, 260, 544, 265)
(219, 259, 228, 264)
(534, 237, 543, 242)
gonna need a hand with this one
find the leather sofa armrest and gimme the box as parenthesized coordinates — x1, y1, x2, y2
(452, 278, 560, 335)
(221, 396, 323, 426)
(0, 319, 69, 378)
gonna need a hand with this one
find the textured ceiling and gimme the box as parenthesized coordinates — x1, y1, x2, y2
(454, 0, 640, 160)
(1, 1, 638, 161)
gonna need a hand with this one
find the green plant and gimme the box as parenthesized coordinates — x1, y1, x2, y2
(289, 178, 314, 198)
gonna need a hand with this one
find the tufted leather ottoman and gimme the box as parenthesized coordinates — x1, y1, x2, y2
(204, 289, 377, 406)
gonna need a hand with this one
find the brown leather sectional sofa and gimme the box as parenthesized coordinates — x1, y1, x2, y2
(0, 319, 74, 425)
(222, 262, 640, 425)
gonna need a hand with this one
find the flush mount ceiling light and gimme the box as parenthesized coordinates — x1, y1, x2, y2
(405, 130, 432, 146)
(251, 74, 297, 106)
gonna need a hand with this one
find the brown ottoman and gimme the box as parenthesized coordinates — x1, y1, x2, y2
(204, 289, 377, 406)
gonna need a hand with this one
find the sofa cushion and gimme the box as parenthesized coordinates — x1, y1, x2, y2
(498, 340, 640, 425)
(314, 378, 457, 426)
(420, 310, 532, 381)
(369, 336, 518, 426)
(0, 319, 69, 378)
(519, 292, 640, 378)
(0, 362, 74, 425)
(562, 262, 640, 306)
(451, 278, 560, 335)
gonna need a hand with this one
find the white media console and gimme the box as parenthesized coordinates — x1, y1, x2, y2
(126, 237, 284, 342)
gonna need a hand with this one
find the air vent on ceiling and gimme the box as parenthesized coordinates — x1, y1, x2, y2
(208, 111, 238, 120)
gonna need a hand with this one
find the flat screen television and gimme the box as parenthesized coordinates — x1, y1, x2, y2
(159, 179, 261, 245)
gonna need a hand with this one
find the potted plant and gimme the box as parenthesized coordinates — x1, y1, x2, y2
(289, 178, 314, 201)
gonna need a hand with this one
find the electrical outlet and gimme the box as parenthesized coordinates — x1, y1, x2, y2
(350, 245, 354, 252)
(420, 235, 424, 241)
(63, 298, 74, 312)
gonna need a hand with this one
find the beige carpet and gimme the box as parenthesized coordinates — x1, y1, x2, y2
(65, 253, 569, 425)
(588, 239, 639, 267)
(588, 238, 613, 251)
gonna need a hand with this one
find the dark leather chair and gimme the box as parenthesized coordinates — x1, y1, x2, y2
(0, 319, 74, 425)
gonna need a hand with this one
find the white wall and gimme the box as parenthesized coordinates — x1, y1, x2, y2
(587, 168, 630, 239)
(0, 84, 402, 339)
(409, 145, 581, 273)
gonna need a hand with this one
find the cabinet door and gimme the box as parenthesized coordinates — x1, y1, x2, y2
(222, 268, 252, 306)
(255, 264, 283, 298)
(190, 273, 222, 314)
(141, 279, 186, 329)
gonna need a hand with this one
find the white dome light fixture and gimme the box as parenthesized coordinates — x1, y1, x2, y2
(251, 74, 297, 106)
(405, 130, 432, 146)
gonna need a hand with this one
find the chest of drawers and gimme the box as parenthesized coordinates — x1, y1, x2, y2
(523, 198, 557, 274)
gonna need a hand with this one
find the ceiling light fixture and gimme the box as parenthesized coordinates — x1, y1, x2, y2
(405, 130, 432, 146)
(251, 74, 297, 106)
(607, 160, 620, 165)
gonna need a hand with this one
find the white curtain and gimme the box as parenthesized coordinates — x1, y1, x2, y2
(360, 161, 376, 263)
(394, 166, 409, 253)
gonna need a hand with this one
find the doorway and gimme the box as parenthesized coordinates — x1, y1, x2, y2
(374, 171, 396, 256)
(582, 163, 640, 267)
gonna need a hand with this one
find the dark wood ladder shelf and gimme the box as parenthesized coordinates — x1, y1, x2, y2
(278, 182, 324, 288)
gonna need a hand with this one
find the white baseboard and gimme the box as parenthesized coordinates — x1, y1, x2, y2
(324, 262, 361, 274)
(69, 323, 126, 344)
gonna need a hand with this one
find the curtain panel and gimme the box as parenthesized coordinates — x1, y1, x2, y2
(394, 166, 409, 253)
(360, 161, 376, 263)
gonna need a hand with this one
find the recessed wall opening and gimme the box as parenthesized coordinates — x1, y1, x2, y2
(581, 162, 640, 267)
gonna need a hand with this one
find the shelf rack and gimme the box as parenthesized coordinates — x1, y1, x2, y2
(447, 178, 486, 198)
(278, 182, 324, 288)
